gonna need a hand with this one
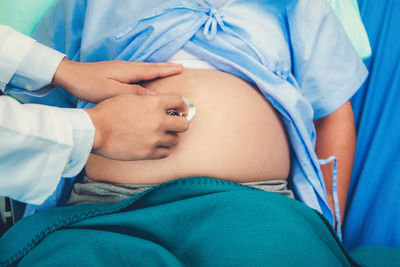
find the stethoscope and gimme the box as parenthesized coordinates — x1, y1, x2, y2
(166, 96, 196, 122)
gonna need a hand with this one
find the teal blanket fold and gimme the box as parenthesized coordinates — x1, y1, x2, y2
(0, 177, 362, 266)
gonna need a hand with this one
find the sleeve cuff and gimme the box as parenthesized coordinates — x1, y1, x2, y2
(0, 98, 93, 204)
(0, 26, 35, 86)
(61, 108, 95, 177)
(8, 41, 65, 92)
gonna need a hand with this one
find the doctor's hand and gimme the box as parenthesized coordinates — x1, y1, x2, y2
(52, 58, 183, 103)
(85, 93, 189, 161)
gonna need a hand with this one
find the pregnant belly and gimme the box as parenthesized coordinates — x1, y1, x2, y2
(85, 69, 290, 184)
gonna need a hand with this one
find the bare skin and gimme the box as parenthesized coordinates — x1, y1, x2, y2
(61, 57, 355, 221)
(314, 101, 356, 223)
(52, 58, 189, 161)
(85, 69, 291, 184)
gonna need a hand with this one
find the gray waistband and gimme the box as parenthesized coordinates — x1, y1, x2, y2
(243, 180, 294, 198)
(66, 176, 293, 206)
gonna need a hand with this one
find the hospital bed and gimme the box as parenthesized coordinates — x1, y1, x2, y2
(0, 0, 399, 252)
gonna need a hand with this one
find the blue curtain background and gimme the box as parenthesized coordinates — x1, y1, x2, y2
(344, 0, 400, 249)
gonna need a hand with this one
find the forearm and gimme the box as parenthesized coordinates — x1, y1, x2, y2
(314, 101, 356, 222)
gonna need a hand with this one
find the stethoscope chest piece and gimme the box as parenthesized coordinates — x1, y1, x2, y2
(183, 96, 196, 122)
(166, 96, 196, 122)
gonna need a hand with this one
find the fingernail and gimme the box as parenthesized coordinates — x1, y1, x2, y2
(145, 89, 157, 95)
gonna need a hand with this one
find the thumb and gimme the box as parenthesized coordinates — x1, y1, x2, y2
(111, 80, 156, 96)
(127, 84, 157, 96)
(128, 84, 149, 96)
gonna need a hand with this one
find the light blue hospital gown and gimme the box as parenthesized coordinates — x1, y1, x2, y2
(21, 0, 367, 235)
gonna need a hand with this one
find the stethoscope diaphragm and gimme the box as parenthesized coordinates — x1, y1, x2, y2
(166, 96, 196, 122)
(183, 96, 196, 122)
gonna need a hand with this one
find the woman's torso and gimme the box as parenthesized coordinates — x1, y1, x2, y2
(85, 69, 290, 184)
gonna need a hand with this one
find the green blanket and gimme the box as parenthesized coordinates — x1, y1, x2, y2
(0, 177, 396, 266)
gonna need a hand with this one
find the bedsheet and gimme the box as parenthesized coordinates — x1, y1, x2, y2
(344, 0, 400, 249)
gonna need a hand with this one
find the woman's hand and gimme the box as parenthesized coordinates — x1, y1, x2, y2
(52, 58, 183, 103)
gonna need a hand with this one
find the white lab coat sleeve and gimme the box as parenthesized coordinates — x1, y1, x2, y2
(0, 96, 94, 205)
(0, 25, 65, 94)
